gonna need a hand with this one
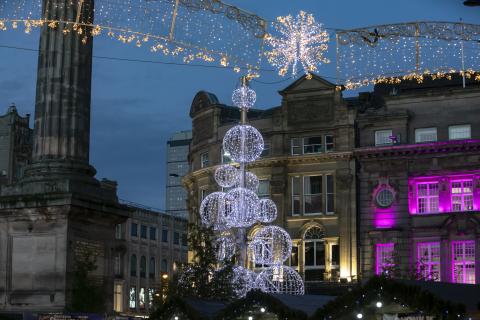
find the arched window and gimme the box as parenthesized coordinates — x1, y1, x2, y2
(161, 259, 168, 273)
(303, 226, 326, 281)
(149, 257, 156, 279)
(130, 254, 137, 277)
(140, 256, 146, 278)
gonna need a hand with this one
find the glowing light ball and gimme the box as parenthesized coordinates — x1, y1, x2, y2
(231, 266, 257, 298)
(225, 187, 259, 228)
(257, 199, 277, 223)
(199, 192, 228, 231)
(249, 226, 292, 265)
(236, 171, 259, 192)
(256, 265, 304, 295)
(223, 125, 264, 163)
(214, 235, 236, 262)
(215, 165, 239, 188)
(232, 84, 256, 110)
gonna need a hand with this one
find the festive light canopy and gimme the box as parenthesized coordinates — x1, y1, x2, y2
(256, 265, 305, 295)
(223, 125, 264, 163)
(264, 11, 330, 78)
(0, 0, 266, 73)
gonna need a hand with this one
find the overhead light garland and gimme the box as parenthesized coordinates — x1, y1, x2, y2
(264, 11, 330, 79)
(197, 76, 304, 298)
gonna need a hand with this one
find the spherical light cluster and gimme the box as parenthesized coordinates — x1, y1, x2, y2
(231, 266, 258, 298)
(236, 171, 259, 192)
(257, 199, 277, 223)
(215, 165, 239, 188)
(225, 187, 259, 228)
(249, 226, 292, 265)
(199, 192, 228, 231)
(223, 125, 264, 163)
(214, 235, 236, 262)
(232, 84, 256, 110)
(265, 11, 330, 78)
(256, 265, 304, 295)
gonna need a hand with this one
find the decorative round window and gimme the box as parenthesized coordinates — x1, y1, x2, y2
(375, 188, 394, 208)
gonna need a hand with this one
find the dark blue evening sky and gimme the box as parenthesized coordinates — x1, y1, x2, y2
(0, 0, 478, 209)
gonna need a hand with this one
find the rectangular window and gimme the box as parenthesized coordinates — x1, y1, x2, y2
(162, 228, 169, 243)
(221, 148, 232, 164)
(200, 152, 209, 168)
(114, 254, 122, 276)
(376, 243, 395, 275)
(331, 244, 340, 268)
(139, 287, 145, 309)
(417, 242, 440, 281)
(303, 137, 323, 154)
(417, 183, 439, 214)
(291, 176, 301, 215)
(114, 283, 123, 312)
(304, 175, 323, 214)
(325, 135, 334, 152)
(173, 232, 180, 245)
(452, 241, 475, 284)
(150, 227, 156, 240)
(291, 138, 302, 155)
(326, 175, 335, 214)
(451, 180, 474, 212)
(181, 233, 188, 247)
(140, 225, 147, 239)
(258, 180, 270, 199)
(449, 124, 471, 140)
(415, 127, 437, 143)
(290, 246, 299, 268)
(131, 223, 138, 238)
(375, 130, 393, 146)
(148, 288, 155, 308)
(129, 286, 136, 309)
(115, 224, 123, 240)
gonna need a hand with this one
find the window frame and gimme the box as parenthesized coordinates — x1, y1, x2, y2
(375, 243, 395, 275)
(415, 127, 438, 143)
(200, 151, 209, 168)
(451, 179, 474, 212)
(325, 135, 334, 152)
(131, 222, 138, 238)
(149, 226, 157, 240)
(451, 241, 475, 284)
(416, 242, 441, 281)
(416, 182, 439, 214)
(162, 228, 169, 243)
(291, 174, 335, 216)
(303, 136, 323, 154)
(140, 225, 147, 239)
(375, 129, 393, 146)
(303, 175, 323, 215)
(449, 124, 471, 140)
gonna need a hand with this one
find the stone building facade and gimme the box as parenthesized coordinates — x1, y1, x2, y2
(355, 76, 480, 284)
(0, 105, 32, 185)
(183, 75, 358, 285)
(113, 203, 188, 316)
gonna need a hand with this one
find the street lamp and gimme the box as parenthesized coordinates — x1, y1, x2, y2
(464, 0, 480, 6)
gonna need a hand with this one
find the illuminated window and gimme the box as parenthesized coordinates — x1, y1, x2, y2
(449, 124, 471, 140)
(415, 127, 437, 143)
(417, 242, 440, 281)
(114, 283, 123, 312)
(290, 245, 299, 269)
(139, 287, 145, 309)
(452, 241, 475, 284)
(148, 288, 155, 307)
(129, 286, 136, 309)
(376, 243, 394, 276)
(451, 180, 473, 212)
(375, 130, 393, 146)
(417, 183, 439, 214)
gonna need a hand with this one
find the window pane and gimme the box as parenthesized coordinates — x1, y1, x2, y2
(417, 242, 440, 281)
(331, 244, 340, 266)
(174, 232, 180, 245)
(375, 130, 393, 146)
(150, 227, 156, 240)
(305, 242, 314, 266)
(305, 176, 322, 194)
(131, 255, 137, 277)
(327, 175, 334, 213)
(258, 180, 270, 198)
(452, 241, 475, 284)
(129, 287, 136, 309)
(290, 246, 299, 267)
(292, 177, 301, 215)
(140, 225, 147, 239)
(304, 194, 322, 213)
(162, 229, 168, 242)
(131, 223, 138, 237)
(415, 128, 437, 143)
(315, 242, 325, 266)
(304, 176, 322, 214)
(325, 135, 334, 152)
(449, 125, 471, 140)
(291, 138, 302, 155)
(303, 137, 323, 154)
(376, 243, 394, 275)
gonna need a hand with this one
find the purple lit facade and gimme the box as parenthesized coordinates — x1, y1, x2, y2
(355, 77, 480, 285)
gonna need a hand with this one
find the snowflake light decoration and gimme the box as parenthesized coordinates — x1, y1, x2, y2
(265, 11, 330, 78)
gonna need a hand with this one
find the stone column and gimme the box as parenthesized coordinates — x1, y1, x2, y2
(33, 0, 94, 167)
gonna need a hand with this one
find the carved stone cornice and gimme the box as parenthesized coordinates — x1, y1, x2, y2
(355, 139, 480, 160)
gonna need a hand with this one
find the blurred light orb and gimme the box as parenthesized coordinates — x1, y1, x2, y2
(236, 171, 259, 192)
(232, 84, 256, 110)
(223, 125, 264, 163)
(250, 226, 292, 265)
(214, 235, 236, 262)
(232, 266, 257, 298)
(199, 192, 228, 231)
(257, 199, 277, 223)
(225, 187, 259, 228)
(256, 265, 304, 295)
(214, 165, 239, 188)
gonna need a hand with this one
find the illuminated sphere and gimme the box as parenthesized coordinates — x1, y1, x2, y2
(223, 125, 264, 163)
(225, 187, 259, 228)
(231, 266, 257, 298)
(256, 265, 304, 295)
(199, 192, 228, 231)
(257, 199, 277, 223)
(214, 165, 239, 188)
(235, 171, 259, 192)
(249, 226, 292, 265)
(232, 84, 256, 110)
(213, 235, 235, 262)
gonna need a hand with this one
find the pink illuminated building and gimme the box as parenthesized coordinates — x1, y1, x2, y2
(355, 75, 480, 285)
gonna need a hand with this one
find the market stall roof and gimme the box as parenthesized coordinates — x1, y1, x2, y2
(271, 294, 336, 317)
